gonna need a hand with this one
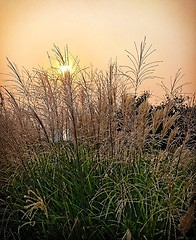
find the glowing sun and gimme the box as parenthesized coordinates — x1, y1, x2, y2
(59, 65, 72, 74)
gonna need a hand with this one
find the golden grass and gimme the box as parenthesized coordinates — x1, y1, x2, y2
(0, 42, 195, 169)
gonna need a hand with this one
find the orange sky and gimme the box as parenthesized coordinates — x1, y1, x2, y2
(0, 0, 196, 102)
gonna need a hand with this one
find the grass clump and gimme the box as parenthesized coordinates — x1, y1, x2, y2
(0, 39, 196, 239)
(1, 143, 194, 240)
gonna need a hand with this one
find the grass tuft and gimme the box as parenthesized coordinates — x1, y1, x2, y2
(0, 40, 195, 239)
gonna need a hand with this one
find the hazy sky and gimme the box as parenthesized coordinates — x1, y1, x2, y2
(0, 0, 196, 101)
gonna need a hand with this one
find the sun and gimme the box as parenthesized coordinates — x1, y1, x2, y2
(59, 65, 72, 74)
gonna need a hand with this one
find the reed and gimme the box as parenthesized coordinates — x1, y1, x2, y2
(0, 40, 195, 239)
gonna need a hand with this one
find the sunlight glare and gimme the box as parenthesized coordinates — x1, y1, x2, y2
(59, 65, 72, 74)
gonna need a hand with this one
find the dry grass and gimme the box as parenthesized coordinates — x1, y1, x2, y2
(0, 42, 195, 166)
(0, 40, 196, 239)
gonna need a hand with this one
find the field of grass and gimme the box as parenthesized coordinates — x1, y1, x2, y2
(0, 40, 195, 239)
